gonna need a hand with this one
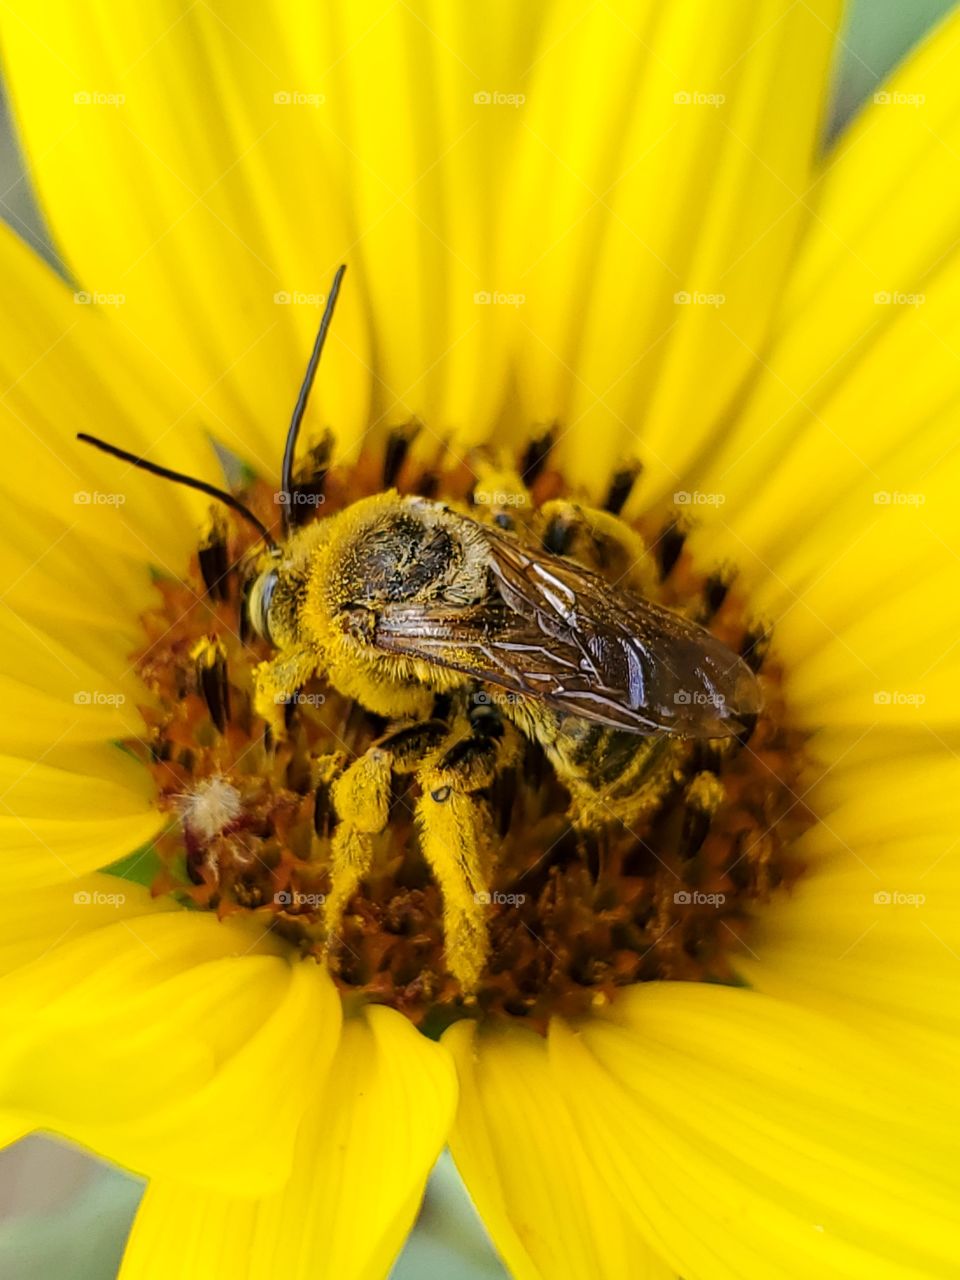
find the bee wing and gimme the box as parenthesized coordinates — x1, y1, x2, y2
(373, 523, 762, 737)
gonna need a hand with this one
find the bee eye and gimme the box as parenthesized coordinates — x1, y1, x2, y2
(248, 569, 279, 642)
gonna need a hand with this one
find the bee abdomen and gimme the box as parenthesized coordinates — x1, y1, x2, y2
(565, 722, 637, 788)
(504, 699, 680, 824)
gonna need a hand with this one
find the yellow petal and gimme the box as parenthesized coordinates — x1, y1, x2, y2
(672, 10, 960, 742)
(0, 905, 340, 1195)
(289, 1, 539, 447)
(503, 0, 842, 494)
(551, 983, 960, 1280)
(0, 550, 163, 808)
(0, 493, 148, 672)
(444, 1018, 675, 1280)
(1, 1, 412, 466)
(0, 217, 234, 790)
(694, 4, 960, 569)
(685, 315, 960, 729)
(739, 728, 960, 1064)
(708, 441, 960, 731)
(0, 751, 159, 888)
(119, 1005, 455, 1280)
(0, 872, 172, 975)
(0, 603, 151, 744)
(0, 220, 220, 559)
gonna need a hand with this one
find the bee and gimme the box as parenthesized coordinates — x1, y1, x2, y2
(79, 264, 761, 992)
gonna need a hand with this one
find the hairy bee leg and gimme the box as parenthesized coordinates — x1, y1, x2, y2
(322, 747, 392, 950)
(322, 720, 448, 953)
(538, 499, 658, 596)
(252, 645, 319, 735)
(414, 787, 490, 993)
(414, 709, 522, 993)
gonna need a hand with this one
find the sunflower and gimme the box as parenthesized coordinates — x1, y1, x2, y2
(0, 1, 958, 1277)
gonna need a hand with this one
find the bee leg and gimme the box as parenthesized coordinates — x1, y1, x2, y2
(538, 499, 658, 596)
(414, 708, 522, 993)
(322, 746, 392, 954)
(252, 645, 319, 736)
(322, 720, 448, 955)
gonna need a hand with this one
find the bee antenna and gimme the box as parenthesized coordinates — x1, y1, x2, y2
(280, 262, 346, 535)
(76, 433, 279, 551)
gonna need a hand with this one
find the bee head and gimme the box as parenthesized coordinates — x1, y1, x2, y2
(243, 516, 332, 650)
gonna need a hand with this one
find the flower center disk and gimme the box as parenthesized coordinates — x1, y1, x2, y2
(132, 434, 809, 1032)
